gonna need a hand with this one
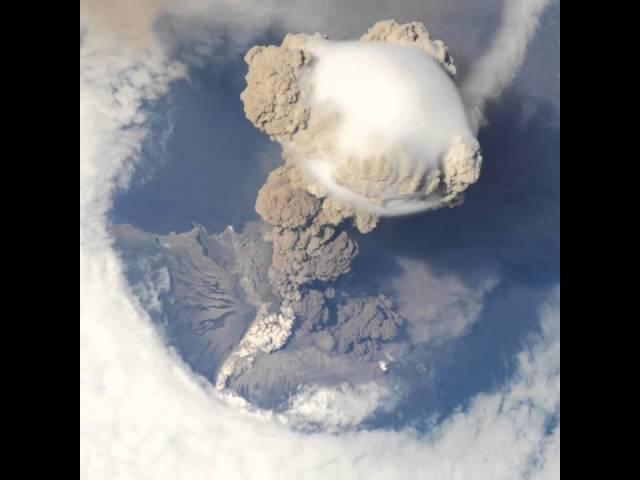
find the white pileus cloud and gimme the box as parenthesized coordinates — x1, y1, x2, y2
(301, 40, 479, 216)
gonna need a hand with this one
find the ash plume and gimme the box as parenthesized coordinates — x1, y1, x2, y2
(242, 20, 482, 220)
(212, 20, 483, 394)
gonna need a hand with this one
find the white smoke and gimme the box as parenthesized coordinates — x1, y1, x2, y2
(215, 305, 295, 390)
(462, 0, 556, 131)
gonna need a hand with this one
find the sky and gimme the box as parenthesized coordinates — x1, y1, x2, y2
(80, 1, 560, 478)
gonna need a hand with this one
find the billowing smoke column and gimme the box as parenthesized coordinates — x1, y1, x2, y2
(214, 21, 483, 390)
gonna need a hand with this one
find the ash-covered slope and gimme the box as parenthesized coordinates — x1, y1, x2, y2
(112, 222, 274, 379)
(113, 222, 406, 409)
